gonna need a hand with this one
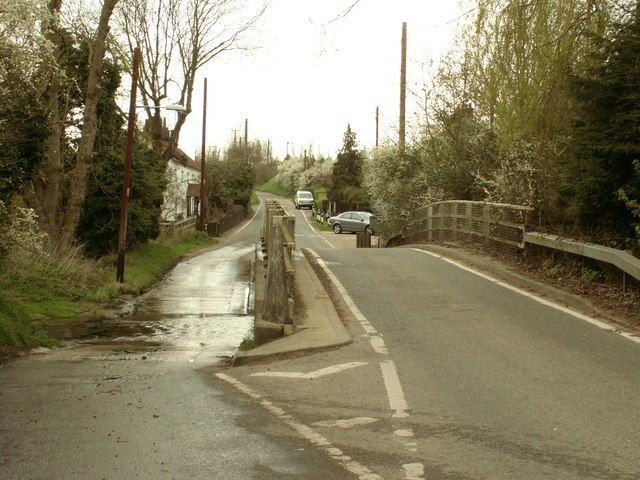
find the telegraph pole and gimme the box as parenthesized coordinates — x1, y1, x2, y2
(244, 118, 248, 162)
(116, 46, 141, 283)
(399, 22, 407, 155)
(376, 106, 379, 147)
(199, 78, 207, 232)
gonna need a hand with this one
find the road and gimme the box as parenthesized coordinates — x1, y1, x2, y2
(2, 194, 640, 479)
(0, 199, 352, 480)
(220, 197, 640, 479)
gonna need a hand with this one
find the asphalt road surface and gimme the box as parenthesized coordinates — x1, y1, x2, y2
(221, 199, 640, 479)
(0, 199, 353, 480)
(2, 195, 639, 479)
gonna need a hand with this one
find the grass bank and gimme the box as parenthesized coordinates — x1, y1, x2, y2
(257, 178, 293, 197)
(257, 179, 328, 208)
(0, 231, 217, 360)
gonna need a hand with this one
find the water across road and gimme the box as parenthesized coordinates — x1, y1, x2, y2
(41, 243, 255, 364)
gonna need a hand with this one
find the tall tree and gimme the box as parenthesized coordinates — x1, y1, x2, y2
(21, 0, 119, 250)
(0, 0, 52, 205)
(329, 125, 367, 208)
(415, 0, 612, 222)
(117, 0, 267, 154)
(207, 157, 255, 213)
(75, 56, 168, 256)
(449, 0, 610, 146)
(561, 1, 640, 239)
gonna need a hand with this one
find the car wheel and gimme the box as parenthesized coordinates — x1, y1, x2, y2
(333, 224, 342, 234)
(365, 226, 373, 234)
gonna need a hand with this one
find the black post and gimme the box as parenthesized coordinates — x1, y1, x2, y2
(116, 46, 141, 283)
(199, 78, 207, 232)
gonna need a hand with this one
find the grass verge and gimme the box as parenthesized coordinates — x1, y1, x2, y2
(0, 231, 217, 361)
(256, 178, 292, 198)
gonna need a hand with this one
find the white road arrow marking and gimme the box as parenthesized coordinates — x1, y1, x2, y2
(250, 361, 368, 379)
(313, 417, 379, 429)
(217, 373, 383, 480)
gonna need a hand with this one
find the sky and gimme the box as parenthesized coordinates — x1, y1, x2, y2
(174, 1, 470, 161)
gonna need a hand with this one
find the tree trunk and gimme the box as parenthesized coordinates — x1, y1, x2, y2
(58, 0, 119, 248)
(24, 0, 119, 250)
(23, 0, 64, 247)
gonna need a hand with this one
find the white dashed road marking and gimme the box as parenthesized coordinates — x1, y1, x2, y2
(216, 373, 383, 480)
(380, 360, 410, 419)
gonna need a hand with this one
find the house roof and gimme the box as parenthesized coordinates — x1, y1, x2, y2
(172, 147, 201, 172)
(158, 139, 201, 172)
(186, 183, 201, 197)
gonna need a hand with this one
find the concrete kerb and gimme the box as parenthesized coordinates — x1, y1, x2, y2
(232, 248, 352, 366)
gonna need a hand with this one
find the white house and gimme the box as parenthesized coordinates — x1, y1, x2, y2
(161, 147, 201, 222)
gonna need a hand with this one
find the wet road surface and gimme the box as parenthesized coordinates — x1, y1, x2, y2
(0, 201, 358, 479)
(43, 243, 255, 363)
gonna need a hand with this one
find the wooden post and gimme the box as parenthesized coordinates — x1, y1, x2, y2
(375, 106, 379, 147)
(262, 217, 288, 323)
(244, 118, 248, 162)
(116, 46, 141, 283)
(199, 78, 207, 231)
(356, 232, 372, 248)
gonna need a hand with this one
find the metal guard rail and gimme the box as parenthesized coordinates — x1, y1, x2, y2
(393, 200, 640, 287)
(525, 232, 640, 285)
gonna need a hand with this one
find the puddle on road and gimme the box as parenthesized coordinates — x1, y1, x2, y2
(47, 312, 253, 348)
(45, 244, 256, 358)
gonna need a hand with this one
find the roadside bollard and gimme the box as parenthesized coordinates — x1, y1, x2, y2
(356, 232, 372, 248)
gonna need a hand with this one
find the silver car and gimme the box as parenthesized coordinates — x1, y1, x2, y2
(328, 211, 376, 234)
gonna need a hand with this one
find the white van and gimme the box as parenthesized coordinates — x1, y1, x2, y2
(294, 190, 314, 210)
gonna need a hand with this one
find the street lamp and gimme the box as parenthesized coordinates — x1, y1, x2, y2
(116, 46, 186, 283)
(138, 103, 187, 112)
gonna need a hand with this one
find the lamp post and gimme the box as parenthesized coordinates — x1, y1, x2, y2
(116, 46, 186, 283)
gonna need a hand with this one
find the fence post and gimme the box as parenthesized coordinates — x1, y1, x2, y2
(262, 217, 289, 323)
(482, 203, 491, 247)
(356, 232, 372, 248)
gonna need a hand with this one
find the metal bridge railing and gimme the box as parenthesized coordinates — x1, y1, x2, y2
(395, 200, 534, 257)
(390, 199, 640, 290)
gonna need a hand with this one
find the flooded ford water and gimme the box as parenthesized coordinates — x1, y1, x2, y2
(44, 244, 255, 363)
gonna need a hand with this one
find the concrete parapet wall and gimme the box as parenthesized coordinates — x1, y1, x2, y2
(391, 200, 533, 257)
(255, 200, 296, 345)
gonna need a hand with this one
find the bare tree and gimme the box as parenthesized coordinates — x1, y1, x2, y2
(325, 0, 364, 25)
(117, 0, 267, 154)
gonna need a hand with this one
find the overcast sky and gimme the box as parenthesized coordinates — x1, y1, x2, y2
(175, 1, 469, 160)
